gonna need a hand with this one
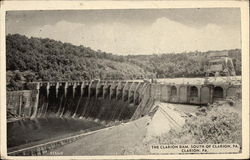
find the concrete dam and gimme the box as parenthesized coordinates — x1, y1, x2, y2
(7, 77, 241, 155)
(8, 80, 149, 121)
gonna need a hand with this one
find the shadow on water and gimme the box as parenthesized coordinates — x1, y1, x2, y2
(7, 117, 104, 149)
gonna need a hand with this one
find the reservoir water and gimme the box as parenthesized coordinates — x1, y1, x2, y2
(7, 117, 104, 150)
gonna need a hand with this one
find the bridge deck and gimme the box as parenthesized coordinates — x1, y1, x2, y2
(157, 76, 241, 85)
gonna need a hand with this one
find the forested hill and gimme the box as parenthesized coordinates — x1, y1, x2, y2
(6, 34, 241, 90)
(6, 34, 151, 90)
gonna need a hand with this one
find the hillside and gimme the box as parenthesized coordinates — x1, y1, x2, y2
(6, 34, 241, 90)
(6, 34, 151, 90)
(127, 49, 241, 78)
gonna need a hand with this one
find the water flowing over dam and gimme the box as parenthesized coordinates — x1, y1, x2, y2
(7, 77, 241, 155)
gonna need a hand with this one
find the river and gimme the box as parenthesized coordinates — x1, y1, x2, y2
(7, 117, 104, 151)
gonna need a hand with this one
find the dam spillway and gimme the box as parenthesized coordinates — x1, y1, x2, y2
(8, 80, 148, 121)
(6, 77, 241, 154)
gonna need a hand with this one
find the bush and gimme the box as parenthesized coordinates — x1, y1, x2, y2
(148, 102, 242, 147)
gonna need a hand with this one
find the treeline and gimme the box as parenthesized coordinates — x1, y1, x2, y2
(6, 34, 150, 90)
(127, 49, 241, 78)
(6, 34, 241, 91)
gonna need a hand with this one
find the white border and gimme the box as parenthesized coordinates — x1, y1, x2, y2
(0, 1, 249, 159)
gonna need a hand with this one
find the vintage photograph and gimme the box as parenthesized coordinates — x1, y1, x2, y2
(2, 2, 247, 158)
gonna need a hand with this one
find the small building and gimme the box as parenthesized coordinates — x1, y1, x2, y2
(206, 51, 236, 76)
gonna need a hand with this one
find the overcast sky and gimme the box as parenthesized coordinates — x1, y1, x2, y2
(6, 8, 241, 55)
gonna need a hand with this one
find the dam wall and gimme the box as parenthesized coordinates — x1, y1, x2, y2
(7, 78, 241, 122)
(7, 90, 37, 118)
(131, 81, 241, 119)
(7, 80, 147, 122)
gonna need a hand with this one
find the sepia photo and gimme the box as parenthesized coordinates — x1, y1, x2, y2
(0, 0, 249, 159)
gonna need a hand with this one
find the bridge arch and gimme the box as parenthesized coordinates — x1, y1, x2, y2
(213, 86, 224, 100)
(170, 86, 177, 96)
(190, 86, 198, 97)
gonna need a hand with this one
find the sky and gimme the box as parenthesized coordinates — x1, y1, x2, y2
(6, 8, 241, 55)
